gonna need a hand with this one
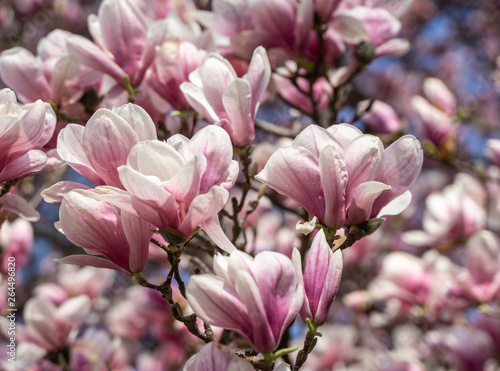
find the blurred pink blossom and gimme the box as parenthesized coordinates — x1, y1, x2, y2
(0, 219, 33, 273)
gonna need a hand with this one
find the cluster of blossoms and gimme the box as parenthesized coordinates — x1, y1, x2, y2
(0, 0, 500, 370)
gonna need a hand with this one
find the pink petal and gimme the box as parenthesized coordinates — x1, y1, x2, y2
(186, 275, 251, 332)
(179, 186, 229, 237)
(67, 36, 127, 84)
(168, 155, 207, 206)
(256, 146, 325, 221)
(292, 125, 341, 158)
(372, 135, 423, 215)
(376, 190, 412, 217)
(41, 181, 91, 203)
(56, 255, 132, 276)
(234, 270, 274, 353)
(0, 150, 47, 183)
(344, 134, 383, 204)
(189, 125, 235, 193)
(83, 108, 145, 187)
(347, 181, 391, 225)
(97, 0, 147, 77)
(202, 215, 237, 253)
(180, 82, 220, 122)
(223, 78, 254, 147)
(112, 103, 158, 141)
(199, 54, 237, 118)
(121, 211, 153, 273)
(0, 193, 40, 221)
(57, 124, 105, 186)
(245, 46, 271, 117)
(253, 252, 302, 346)
(326, 123, 363, 149)
(0, 47, 51, 103)
(319, 145, 347, 230)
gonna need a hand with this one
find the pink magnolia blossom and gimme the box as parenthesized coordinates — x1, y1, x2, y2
(0, 219, 33, 273)
(184, 342, 254, 371)
(57, 103, 157, 188)
(181, 46, 271, 147)
(196, 0, 314, 62)
(54, 189, 154, 276)
(402, 173, 486, 248)
(34, 265, 116, 305)
(0, 30, 101, 107)
(368, 251, 458, 318)
(338, 5, 410, 57)
(89, 125, 239, 251)
(256, 124, 423, 231)
(453, 230, 500, 303)
(368, 252, 433, 308)
(359, 99, 402, 134)
(21, 295, 91, 352)
(300, 229, 343, 326)
(0, 89, 56, 184)
(67, 0, 167, 89)
(146, 41, 207, 111)
(70, 328, 131, 371)
(411, 77, 456, 152)
(186, 249, 303, 354)
(426, 325, 495, 371)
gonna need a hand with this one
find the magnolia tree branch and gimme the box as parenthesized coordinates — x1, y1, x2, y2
(135, 239, 216, 343)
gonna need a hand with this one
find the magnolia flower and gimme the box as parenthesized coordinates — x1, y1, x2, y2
(22, 295, 91, 352)
(0, 219, 33, 273)
(67, 0, 167, 88)
(181, 46, 271, 147)
(401, 173, 486, 248)
(359, 100, 402, 134)
(426, 326, 495, 371)
(146, 41, 207, 111)
(256, 124, 423, 231)
(411, 77, 456, 153)
(0, 30, 101, 106)
(54, 189, 154, 276)
(300, 230, 343, 326)
(57, 103, 157, 188)
(453, 230, 500, 303)
(340, 6, 410, 57)
(186, 250, 303, 354)
(85, 125, 238, 252)
(0, 89, 56, 184)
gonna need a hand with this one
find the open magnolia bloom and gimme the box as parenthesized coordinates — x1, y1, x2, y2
(181, 46, 271, 147)
(256, 124, 423, 231)
(0, 89, 56, 184)
(186, 249, 303, 354)
(77, 125, 239, 252)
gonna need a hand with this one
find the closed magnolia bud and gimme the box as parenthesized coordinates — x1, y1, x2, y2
(300, 230, 343, 326)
